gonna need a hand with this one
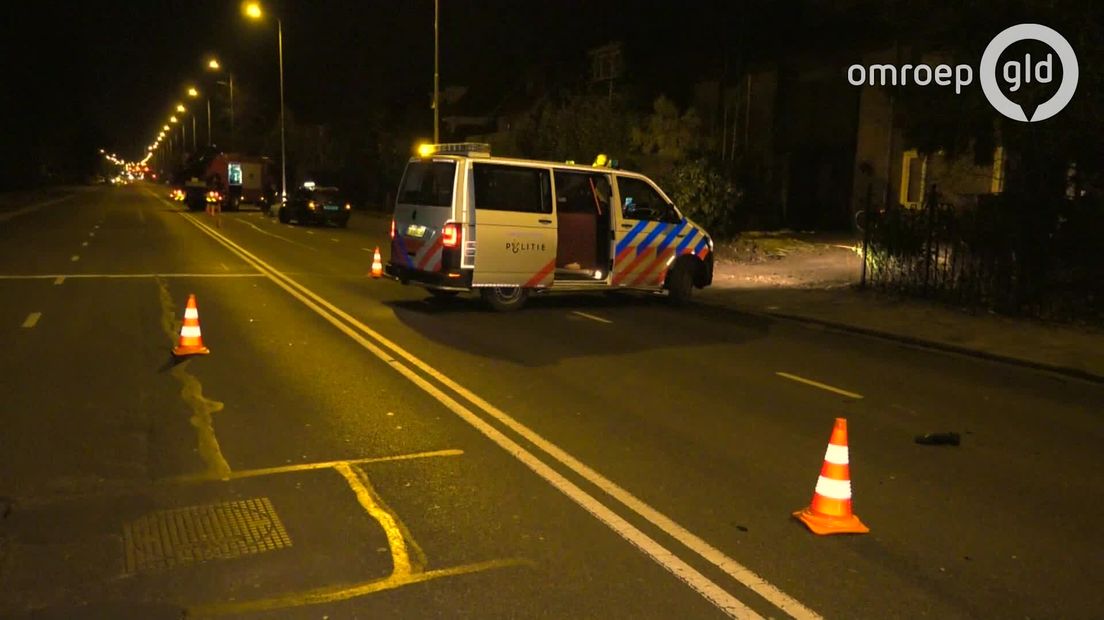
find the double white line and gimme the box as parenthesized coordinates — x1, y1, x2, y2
(174, 203, 819, 620)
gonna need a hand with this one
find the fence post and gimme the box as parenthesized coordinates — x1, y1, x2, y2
(860, 183, 872, 288)
(922, 184, 938, 295)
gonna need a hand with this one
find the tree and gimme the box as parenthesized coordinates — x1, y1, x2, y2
(631, 95, 703, 160)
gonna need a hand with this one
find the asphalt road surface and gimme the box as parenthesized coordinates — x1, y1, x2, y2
(1, 184, 1101, 619)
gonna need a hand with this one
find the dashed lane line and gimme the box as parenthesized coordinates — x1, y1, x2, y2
(775, 372, 864, 399)
(53, 276, 65, 285)
(21, 312, 41, 328)
(168, 196, 817, 620)
(70, 255, 79, 262)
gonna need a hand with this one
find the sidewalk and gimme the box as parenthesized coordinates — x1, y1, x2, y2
(701, 234, 1104, 382)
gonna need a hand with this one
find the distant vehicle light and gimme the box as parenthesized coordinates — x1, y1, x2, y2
(441, 222, 460, 248)
(303, 181, 316, 190)
(344, 203, 351, 210)
(308, 201, 317, 210)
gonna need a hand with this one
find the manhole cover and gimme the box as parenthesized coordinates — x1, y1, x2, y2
(123, 497, 292, 573)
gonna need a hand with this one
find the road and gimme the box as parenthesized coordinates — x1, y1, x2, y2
(1, 183, 1101, 619)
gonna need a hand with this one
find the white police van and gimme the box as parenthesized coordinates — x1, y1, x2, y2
(384, 143, 713, 311)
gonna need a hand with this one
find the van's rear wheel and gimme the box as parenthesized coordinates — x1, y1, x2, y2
(665, 257, 695, 306)
(481, 286, 528, 312)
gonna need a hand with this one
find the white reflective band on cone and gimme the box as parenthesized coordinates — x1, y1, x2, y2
(823, 443, 849, 465)
(814, 476, 852, 501)
(184, 307, 199, 320)
(180, 325, 202, 338)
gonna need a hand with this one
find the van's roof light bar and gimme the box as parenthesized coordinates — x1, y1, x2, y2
(416, 142, 492, 158)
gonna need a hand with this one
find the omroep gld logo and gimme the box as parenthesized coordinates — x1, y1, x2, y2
(847, 23, 1078, 122)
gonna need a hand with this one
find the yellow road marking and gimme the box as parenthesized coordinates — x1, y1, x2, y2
(156, 277, 232, 479)
(157, 194, 806, 620)
(21, 312, 41, 328)
(775, 372, 864, 399)
(165, 448, 463, 484)
(0, 273, 264, 280)
(571, 311, 612, 324)
(335, 462, 416, 576)
(189, 558, 531, 617)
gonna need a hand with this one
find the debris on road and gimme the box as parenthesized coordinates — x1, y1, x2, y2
(914, 432, 961, 446)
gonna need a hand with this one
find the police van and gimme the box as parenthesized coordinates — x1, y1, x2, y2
(384, 143, 714, 311)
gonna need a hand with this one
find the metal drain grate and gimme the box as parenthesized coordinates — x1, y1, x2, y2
(123, 497, 292, 573)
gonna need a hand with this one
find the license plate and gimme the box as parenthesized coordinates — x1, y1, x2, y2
(323, 204, 340, 211)
(406, 224, 427, 238)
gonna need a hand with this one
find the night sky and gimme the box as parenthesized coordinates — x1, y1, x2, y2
(5, 0, 772, 174)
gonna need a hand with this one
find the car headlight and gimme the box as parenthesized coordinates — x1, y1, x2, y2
(308, 201, 316, 211)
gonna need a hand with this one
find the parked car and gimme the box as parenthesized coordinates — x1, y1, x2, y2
(278, 185, 351, 227)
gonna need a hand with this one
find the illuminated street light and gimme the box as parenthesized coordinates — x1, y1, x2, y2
(245, 1, 287, 204)
(206, 57, 234, 148)
(176, 104, 186, 113)
(170, 116, 178, 123)
(187, 87, 199, 98)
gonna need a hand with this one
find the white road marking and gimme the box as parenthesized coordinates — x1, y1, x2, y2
(70, 255, 80, 262)
(89, 232, 95, 237)
(0, 273, 264, 280)
(361, 247, 372, 252)
(305, 230, 315, 235)
(81, 241, 89, 247)
(0, 195, 73, 223)
(172, 200, 820, 620)
(571, 311, 613, 324)
(775, 372, 863, 399)
(21, 312, 41, 328)
(233, 218, 318, 252)
(331, 237, 339, 243)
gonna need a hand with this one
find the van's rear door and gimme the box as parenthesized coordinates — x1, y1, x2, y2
(470, 163, 557, 288)
(391, 159, 457, 273)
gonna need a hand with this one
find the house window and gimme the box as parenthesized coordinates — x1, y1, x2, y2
(899, 149, 926, 207)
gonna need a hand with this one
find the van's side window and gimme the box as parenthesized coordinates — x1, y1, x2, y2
(473, 164, 551, 213)
(554, 172, 611, 214)
(617, 176, 678, 222)
(398, 161, 456, 207)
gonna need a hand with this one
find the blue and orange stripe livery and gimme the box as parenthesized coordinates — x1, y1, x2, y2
(613, 219, 709, 287)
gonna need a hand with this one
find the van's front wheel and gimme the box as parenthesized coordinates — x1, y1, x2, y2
(665, 257, 696, 306)
(481, 286, 528, 312)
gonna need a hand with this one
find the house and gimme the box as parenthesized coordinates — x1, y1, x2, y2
(706, 45, 1004, 230)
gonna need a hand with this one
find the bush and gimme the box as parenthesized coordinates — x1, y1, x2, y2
(666, 158, 739, 238)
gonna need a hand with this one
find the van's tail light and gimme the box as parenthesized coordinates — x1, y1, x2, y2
(389, 219, 396, 239)
(442, 222, 460, 248)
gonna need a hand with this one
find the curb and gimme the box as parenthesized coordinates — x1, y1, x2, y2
(700, 298, 1104, 385)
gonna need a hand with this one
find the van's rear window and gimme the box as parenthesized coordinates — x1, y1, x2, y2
(398, 161, 455, 207)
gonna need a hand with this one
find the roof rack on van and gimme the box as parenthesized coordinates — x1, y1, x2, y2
(417, 142, 491, 158)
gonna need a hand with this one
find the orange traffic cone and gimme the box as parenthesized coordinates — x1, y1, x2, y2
(794, 418, 869, 535)
(370, 247, 383, 278)
(172, 294, 210, 356)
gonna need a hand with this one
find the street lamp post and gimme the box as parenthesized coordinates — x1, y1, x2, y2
(186, 88, 199, 151)
(208, 58, 236, 151)
(434, 0, 440, 143)
(245, 2, 286, 204)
